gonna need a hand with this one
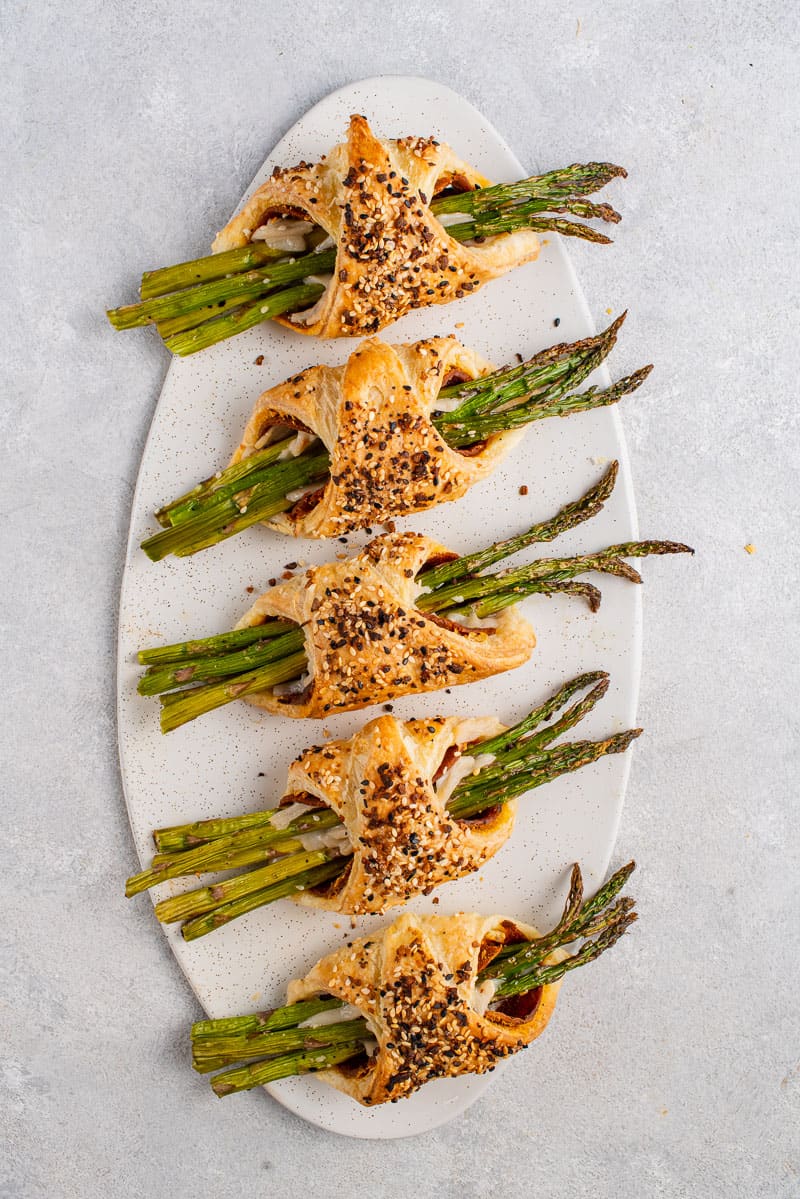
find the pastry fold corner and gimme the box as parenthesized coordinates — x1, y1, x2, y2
(235, 531, 536, 718)
(284, 711, 514, 914)
(287, 911, 564, 1105)
(230, 336, 523, 537)
(213, 114, 541, 338)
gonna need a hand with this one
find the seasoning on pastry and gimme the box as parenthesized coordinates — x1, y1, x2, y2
(125, 672, 640, 938)
(142, 315, 652, 559)
(136, 463, 693, 732)
(188, 861, 637, 1104)
(107, 114, 627, 356)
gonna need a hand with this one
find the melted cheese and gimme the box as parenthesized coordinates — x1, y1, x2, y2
(450, 606, 497, 629)
(435, 752, 495, 804)
(472, 978, 498, 1016)
(299, 1003, 363, 1028)
(268, 799, 352, 854)
(288, 274, 333, 326)
(432, 394, 468, 413)
(285, 482, 322, 504)
(251, 218, 313, 252)
(271, 672, 313, 698)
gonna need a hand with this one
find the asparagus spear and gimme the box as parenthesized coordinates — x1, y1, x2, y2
(107, 163, 626, 353)
(162, 283, 325, 357)
(180, 859, 350, 941)
(196, 860, 635, 1096)
(137, 621, 295, 666)
(140, 242, 289, 299)
(142, 316, 648, 562)
(126, 674, 641, 939)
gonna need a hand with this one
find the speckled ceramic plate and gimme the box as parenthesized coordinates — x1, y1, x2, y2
(117, 76, 640, 1139)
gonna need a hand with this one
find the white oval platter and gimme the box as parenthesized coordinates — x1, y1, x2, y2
(117, 75, 640, 1139)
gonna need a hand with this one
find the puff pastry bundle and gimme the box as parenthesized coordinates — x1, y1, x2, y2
(137, 463, 692, 733)
(126, 671, 640, 937)
(189, 861, 637, 1104)
(236, 530, 534, 719)
(213, 114, 542, 339)
(142, 315, 651, 559)
(107, 115, 626, 356)
(286, 911, 562, 1106)
(228, 336, 517, 539)
(285, 712, 512, 914)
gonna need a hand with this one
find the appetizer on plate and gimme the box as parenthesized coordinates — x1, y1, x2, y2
(143, 315, 649, 557)
(126, 672, 638, 938)
(189, 861, 636, 1104)
(137, 464, 692, 731)
(107, 114, 626, 356)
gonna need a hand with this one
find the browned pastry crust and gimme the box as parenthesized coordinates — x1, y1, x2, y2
(236, 530, 536, 718)
(285, 712, 514, 914)
(287, 911, 565, 1105)
(213, 114, 541, 338)
(230, 335, 523, 538)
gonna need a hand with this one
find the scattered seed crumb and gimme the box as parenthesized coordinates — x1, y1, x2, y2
(542, 238, 549, 246)
(281, 570, 294, 580)
(519, 485, 529, 496)
(336, 552, 348, 560)
(257, 771, 265, 777)
(744, 543, 756, 554)
(383, 520, 396, 533)
(592, 456, 609, 466)
(246, 585, 254, 593)
(659, 1108, 668, 1117)
(432, 897, 440, 904)
(254, 355, 264, 365)
(284, 562, 298, 570)
(322, 727, 332, 739)
(251, 992, 261, 1002)
(576, 17, 581, 35)
(339, 537, 348, 544)
(268, 578, 277, 587)
(515, 352, 523, 363)
(333, 922, 341, 929)
(553, 317, 561, 327)
(383, 703, 394, 712)
(606, 307, 613, 315)
(454, 321, 465, 329)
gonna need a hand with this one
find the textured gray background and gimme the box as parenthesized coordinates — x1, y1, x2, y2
(2, 1, 799, 1196)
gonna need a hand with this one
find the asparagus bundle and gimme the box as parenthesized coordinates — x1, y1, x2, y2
(137, 462, 693, 732)
(126, 672, 640, 940)
(107, 163, 625, 356)
(191, 861, 636, 1096)
(142, 313, 650, 561)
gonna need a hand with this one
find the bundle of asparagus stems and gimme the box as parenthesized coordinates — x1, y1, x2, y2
(137, 462, 692, 732)
(191, 860, 636, 1095)
(107, 164, 625, 356)
(126, 672, 639, 940)
(141, 313, 649, 561)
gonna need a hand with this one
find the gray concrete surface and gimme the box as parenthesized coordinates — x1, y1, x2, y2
(2, 1, 798, 1195)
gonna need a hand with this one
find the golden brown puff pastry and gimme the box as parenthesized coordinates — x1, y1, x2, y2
(287, 911, 565, 1106)
(235, 530, 536, 718)
(212, 114, 541, 338)
(230, 335, 523, 538)
(285, 712, 514, 914)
